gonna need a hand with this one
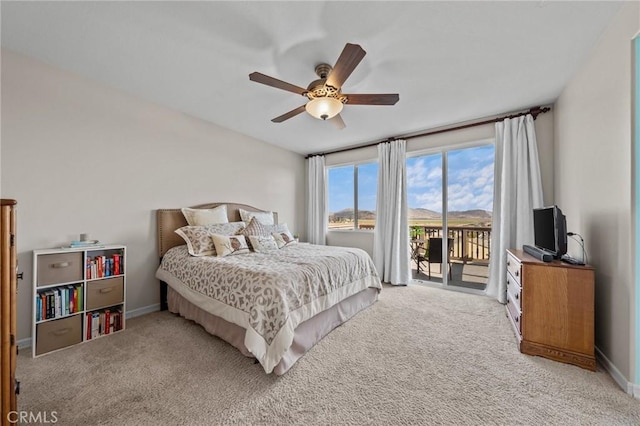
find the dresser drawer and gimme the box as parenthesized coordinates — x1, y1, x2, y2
(506, 293, 521, 334)
(36, 315, 82, 355)
(506, 273, 522, 311)
(37, 252, 83, 287)
(506, 252, 522, 286)
(86, 276, 124, 310)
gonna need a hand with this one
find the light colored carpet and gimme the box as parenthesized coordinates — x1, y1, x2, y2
(18, 284, 640, 425)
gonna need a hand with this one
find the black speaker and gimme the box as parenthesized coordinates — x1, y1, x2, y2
(523, 244, 553, 262)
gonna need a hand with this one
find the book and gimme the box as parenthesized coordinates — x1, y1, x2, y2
(91, 312, 100, 339)
(78, 285, 83, 311)
(61, 242, 105, 249)
(104, 310, 111, 335)
(67, 285, 74, 314)
(69, 240, 101, 247)
(40, 294, 46, 320)
(86, 313, 92, 340)
(54, 290, 60, 318)
(113, 254, 121, 275)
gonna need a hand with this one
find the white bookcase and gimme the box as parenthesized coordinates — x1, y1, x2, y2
(32, 244, 126, 357)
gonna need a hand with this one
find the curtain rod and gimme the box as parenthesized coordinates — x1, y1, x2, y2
(305, 105, 551, 159)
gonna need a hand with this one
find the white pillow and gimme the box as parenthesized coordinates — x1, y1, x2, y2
(211, 234, 250, 257)
(181, 205, 228, 226)
(239, 208, 274, 226)
(272, 230, 297, 249)
(249, 235, 279, 252)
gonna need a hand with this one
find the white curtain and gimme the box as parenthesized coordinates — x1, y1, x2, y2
(486, 114, 544, 302)
(373, 140, 410, 285)
(307, 155, 328, 245)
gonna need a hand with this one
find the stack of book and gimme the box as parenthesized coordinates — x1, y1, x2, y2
(86, 254, 123, 279)
(85, 308, 123, 339)
(36, 284, 83, 321)
(67, 240, 103, 248)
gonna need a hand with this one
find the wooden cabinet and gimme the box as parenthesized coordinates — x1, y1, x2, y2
(32, 245, 126, 357)
(505, 249, 595, 371)
(1, 199, 18, 425)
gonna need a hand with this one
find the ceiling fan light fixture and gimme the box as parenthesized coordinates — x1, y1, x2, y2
(305, 97, 343, 121)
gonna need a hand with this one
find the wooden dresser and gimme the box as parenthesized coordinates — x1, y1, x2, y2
(1, 199, 18, 424)
(505, 248, 595, 371)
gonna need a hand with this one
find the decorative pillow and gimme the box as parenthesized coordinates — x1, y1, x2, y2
(248, 235, 279, 252)
(211, 234, 250, 257)
(181, 205, 228, 226)
(239, 208, 274, 225)
(238, 217, 268, 238)
(272, 230, 297, 249)
(175, 222, 246, 256)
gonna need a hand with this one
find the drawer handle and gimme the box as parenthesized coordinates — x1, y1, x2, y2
(515, 316, 519, 323)
(515, 270, 519, 277)
(51, 262, 70, 269)
(52, 327, 71, 336)
(99, 288, 114, 294)
(515, 293, 519, 300)
(507, 261, 510, 266)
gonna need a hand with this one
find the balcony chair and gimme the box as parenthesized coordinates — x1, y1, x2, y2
(417, 237, 453, 280)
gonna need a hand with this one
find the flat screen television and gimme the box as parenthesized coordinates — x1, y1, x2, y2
(533, 205, 567, 259)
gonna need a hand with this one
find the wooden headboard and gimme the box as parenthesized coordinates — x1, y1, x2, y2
(156, 202, 278, 258)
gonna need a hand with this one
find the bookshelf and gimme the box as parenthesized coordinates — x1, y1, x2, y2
(32, 244, 126, 357)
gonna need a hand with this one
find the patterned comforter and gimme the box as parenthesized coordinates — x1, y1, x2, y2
(155, 243, 381, 373)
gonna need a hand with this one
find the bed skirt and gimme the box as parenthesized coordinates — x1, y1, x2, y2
(167, 285, 379, 375)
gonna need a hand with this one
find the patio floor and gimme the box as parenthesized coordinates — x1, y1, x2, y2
(411, 259, 489, 290)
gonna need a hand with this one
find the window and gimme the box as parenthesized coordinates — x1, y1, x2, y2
(327, 162, 378, 230)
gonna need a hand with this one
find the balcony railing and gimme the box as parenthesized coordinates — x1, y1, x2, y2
(329, 222, 492, 262)
(410, 225, 491, 262)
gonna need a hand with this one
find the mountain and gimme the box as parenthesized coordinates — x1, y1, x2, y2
(329, 208, 376, 221)
(408, 208, 441, 219)
(448, 209, 492, 219)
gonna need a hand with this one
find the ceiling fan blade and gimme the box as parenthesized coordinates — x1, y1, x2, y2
(326, 43, 366, 89)
(249, 72, 307, 95)
(330, 114, 346, 130)
(271, 105, 306, 123)
(344, 94, 400, 105)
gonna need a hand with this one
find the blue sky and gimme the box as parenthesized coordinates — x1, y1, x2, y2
(328, 144, 494, 213)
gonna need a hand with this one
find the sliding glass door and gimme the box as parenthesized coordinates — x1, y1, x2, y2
(408, 142, 494, 291)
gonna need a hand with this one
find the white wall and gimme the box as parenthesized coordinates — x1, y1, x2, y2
(554, 1, 639, 383)
(325, 112, 555, 255)
(1, 50, 306, 340)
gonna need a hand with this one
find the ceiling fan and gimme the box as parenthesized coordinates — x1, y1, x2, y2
(249, 43, 399, 129)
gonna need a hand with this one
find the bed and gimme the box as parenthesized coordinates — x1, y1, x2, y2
(155, 202, 382, 375)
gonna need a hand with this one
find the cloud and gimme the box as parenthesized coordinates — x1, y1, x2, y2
(329, 145, 495, 214)
(408, 146, 495, 212)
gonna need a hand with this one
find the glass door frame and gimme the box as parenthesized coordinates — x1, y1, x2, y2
(407, 138, 494, 295)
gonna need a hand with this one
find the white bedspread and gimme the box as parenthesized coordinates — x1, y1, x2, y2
(155, 244, 381, 373)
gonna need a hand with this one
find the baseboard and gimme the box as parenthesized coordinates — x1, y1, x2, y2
(595, 346, 638, 397)
(18, 337, 32, 349)
(125, 303, 160, 319)
(632, 382, 640, 399)
(17, 303, 161, 350)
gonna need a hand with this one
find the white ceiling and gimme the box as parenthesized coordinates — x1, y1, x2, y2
(1, 1, 623, 155)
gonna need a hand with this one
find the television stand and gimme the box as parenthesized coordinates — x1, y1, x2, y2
(505, 249, 595, 371)
(522, 244, 553, 262)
